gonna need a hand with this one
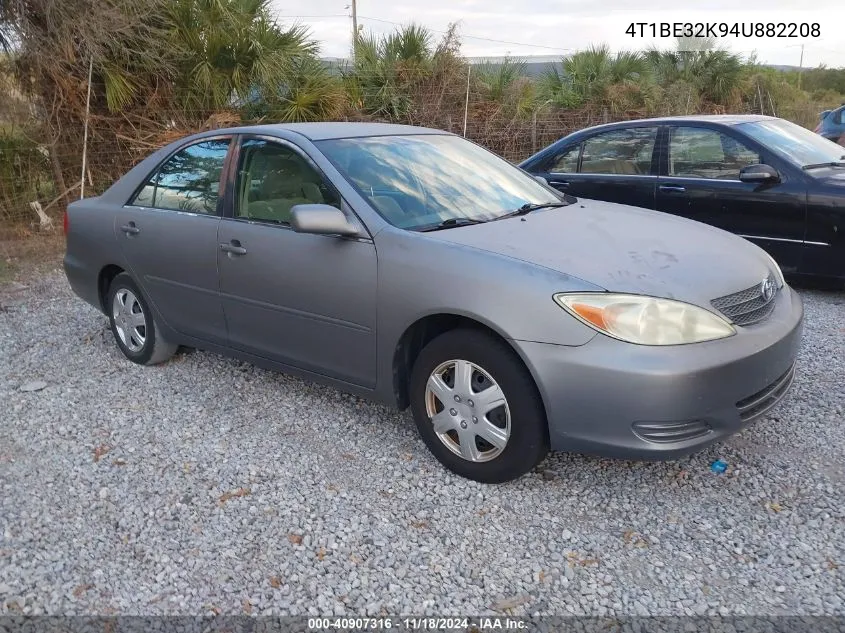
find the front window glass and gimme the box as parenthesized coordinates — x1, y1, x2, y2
(316, 135, 562, 230)
(739, 119, 845, 168)
(235, 139, 340, 225)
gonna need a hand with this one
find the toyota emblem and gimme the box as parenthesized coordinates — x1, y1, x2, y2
(761, 277, 776, 302)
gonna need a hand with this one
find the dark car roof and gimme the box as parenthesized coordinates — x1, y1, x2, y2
(570, 114, 776, 135)
(196, 122, 448, 141)
(518, 115, 781, 169)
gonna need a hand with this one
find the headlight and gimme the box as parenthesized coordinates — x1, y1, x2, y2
(554, 293, 736, 346)
(762, 252, 785, 288)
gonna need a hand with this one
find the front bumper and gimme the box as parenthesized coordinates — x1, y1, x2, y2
(512, 286, 804, 458)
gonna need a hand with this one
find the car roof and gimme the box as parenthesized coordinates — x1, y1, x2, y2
(191, 122, 449, 141)
(571, 114, 777, 135)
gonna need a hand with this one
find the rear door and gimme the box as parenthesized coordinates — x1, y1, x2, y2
(115, 137, 231, 343)
(655, 125, 807, 274)
(216, 136, 378, 387)
(530, 126, 659, 209)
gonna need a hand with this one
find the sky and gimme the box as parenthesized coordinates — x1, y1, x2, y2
(271, 0, 845, 67)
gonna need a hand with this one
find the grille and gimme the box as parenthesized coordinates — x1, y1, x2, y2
(632, 419, 712, 444)
(736, 363, 796, 422)
(711, 276, 778, 326)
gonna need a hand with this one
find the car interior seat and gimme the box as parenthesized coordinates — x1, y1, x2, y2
(248, 153, 315, 223)
(581, 157, 640, 175)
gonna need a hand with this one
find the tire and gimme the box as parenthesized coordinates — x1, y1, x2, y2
(409, 328, 549, 483)
(107, 272, 177, 366)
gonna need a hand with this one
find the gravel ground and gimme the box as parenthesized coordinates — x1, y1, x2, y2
(1, 269, 843, 617)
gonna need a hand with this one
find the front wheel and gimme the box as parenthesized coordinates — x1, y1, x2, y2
(409, 329, 549, 483)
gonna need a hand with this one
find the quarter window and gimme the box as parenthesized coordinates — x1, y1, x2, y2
(668, 127, 761, 179)
(130, 139, 230, 213)
(235, 139, 341, 225)
(579, 128, 657, 175)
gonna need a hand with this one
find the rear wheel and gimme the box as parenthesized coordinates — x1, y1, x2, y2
(107, 273, 177, 365)
(409, 329, 549, 483)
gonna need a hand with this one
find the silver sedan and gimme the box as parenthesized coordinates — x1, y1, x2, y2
(64, 123, 803, 482)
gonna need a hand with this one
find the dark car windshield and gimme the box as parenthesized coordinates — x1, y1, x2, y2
(738, 119, 845, 169)
(316, 134, 563, 230)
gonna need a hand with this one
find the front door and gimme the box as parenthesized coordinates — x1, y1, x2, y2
(115, 137, 230, 343)
(655, 125, 807, 274)
(217, 137, 378, 387)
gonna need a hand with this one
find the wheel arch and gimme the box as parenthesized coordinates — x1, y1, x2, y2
(391, 311, 544, 413)
(97, 264, 126, 313)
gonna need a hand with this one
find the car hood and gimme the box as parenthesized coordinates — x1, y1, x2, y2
(813, 169, 845, 187)
(425, 199, 774, 308)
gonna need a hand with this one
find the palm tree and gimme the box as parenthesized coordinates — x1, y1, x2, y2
(258, 56, 345, 122)
(645, 38, 745, 106)
(476, 57, 526, 103)
(538, 45, 650, 108)
(343, 23, 437, 120)
(164, 0, 318, 113)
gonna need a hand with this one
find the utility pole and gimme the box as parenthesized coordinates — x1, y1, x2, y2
(798, 44, 804, 90)
(351, 0, 358, 60)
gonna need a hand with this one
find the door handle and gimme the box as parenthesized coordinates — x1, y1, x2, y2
(549, 180, 570, 189)
(659, 185, 686, 193)
(220, 241, 247, 256)
(120, 222, 140, 236)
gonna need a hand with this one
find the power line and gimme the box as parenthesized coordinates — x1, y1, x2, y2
(277, 14, 349, 19)
(275, 13, 576, 52)
(356, 15, 576, 52)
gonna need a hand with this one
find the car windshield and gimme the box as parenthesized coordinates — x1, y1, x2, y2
(738, 119, 845, 169)
(316, 134, 564, 230)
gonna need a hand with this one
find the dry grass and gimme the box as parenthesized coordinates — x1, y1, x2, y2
(0, 230, 65, 285)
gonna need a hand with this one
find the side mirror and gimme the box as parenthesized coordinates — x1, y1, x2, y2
(534, 175, 549, 186)
(290, 204, 360, 237)
(739, 164, 780, 184)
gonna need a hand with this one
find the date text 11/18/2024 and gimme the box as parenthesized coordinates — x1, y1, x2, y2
(307, 617, 528, 630)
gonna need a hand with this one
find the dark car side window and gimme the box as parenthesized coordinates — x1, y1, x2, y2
(579, 128, 657, 175)
(669, 127, 761, 180)
(130, 139, 231, 214)
(235, 139, 341, 225)
(546, 144, 581, 174)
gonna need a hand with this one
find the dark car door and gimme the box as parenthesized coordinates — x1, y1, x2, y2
(655, 125, 807, 274)
(115, 137, 230, 343)
(216, 136, 378, 387)
(528, 126, 659, 210)
(804, 174, 845, 279)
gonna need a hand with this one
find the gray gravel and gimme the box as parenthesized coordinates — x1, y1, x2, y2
(1, 269, 843, 616)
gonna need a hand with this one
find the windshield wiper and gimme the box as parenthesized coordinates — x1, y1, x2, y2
(494, 201, 569, 221)
(803, 160, 845, 170)
(416, 217, 487, 232)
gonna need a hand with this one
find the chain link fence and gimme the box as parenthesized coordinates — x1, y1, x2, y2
(0, 62, 829, 273)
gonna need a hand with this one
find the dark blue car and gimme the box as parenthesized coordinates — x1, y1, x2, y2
(520, 115, 845, 283)
(815, 104, 845, 142)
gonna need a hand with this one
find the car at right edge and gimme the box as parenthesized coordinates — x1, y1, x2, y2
(815, 104, 845, 143)
(520, 115, 845, 284)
